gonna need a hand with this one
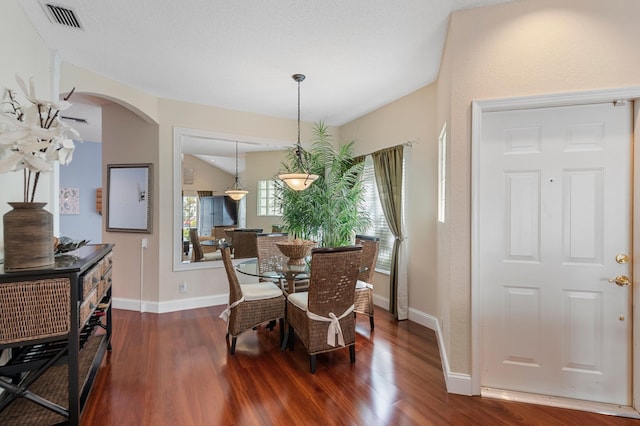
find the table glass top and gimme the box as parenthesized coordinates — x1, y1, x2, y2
(235, 258, 309, 281)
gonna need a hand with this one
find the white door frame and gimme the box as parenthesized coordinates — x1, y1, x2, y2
(471, 87, 640, 413)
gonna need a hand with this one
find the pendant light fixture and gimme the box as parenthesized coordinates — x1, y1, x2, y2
(225, 141, 248, 201)
(278, 73, 319, 191)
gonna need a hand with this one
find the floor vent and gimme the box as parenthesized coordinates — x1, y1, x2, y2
(41, 2, 83, 29)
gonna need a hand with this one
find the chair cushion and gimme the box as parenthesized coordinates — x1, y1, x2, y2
(355, 280, 373, 290)
(240, 282, 282, 301)
(203, 251, 222, 261)
(287, 291, 308, 311)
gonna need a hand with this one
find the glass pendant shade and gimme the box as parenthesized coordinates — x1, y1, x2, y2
(225, 189, 248, 201)
(279, 173, 318, 191)
(278, 73, 318, 191)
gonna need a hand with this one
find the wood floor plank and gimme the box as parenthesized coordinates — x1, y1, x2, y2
(80, 306, 640, 425)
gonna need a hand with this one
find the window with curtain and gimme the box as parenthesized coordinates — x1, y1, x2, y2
(360, 155, 405, 273)
(182, 195, 198, 239)
(257, 180, 282, 216)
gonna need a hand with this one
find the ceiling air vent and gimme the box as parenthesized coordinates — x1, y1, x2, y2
(40, 2, 83, 29)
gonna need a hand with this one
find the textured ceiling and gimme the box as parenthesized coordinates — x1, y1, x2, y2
(17, 0, 514, 127)
(16, 0, 515, 174)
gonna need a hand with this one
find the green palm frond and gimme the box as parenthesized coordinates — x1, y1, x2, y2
(278, 122, 370, 247)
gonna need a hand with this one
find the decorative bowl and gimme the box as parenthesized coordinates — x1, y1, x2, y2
(54, 236, 90, 254)
(276, 240, 316, 266)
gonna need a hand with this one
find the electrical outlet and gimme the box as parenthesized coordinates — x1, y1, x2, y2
(141, 238, 148, 249)
(179, 281, 187, 293)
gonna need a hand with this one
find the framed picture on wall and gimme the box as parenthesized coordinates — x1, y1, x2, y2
(60, 187, 80, 215)
(106, 163, 153, 233)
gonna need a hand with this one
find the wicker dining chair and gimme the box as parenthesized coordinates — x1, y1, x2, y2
(286, 245, 362, 373)
(230, 229, 263, 259)
(256, 232, 289, 284)
(188, 228, 203, 262)
(354, 235, 380, 330)
(189, 228, 220, 262)
(219, 246, 285, 354)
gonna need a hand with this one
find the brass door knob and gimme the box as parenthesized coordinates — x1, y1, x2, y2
(609, 275, 631, 287)
(616, 254, 630, 264)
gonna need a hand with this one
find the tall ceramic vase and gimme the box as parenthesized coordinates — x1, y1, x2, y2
(3, 202, 54, 271)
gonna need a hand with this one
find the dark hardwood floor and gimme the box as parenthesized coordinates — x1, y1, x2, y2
(81, 306, 638, 425)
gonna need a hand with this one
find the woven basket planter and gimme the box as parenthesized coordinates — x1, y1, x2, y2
(276, 240, 316, 266)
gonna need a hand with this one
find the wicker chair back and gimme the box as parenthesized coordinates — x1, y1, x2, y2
(189, 228, 204, 262)
(256, 233, 289, 276)
(212, 225, 236, 241)
(230, 229, 263, 259)
(355, 235, 380, 283)
(307, 246, 362, 317)
(221, 246, 243, 305)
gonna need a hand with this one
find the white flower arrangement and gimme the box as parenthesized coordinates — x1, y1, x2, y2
(0, 75, 80, 202)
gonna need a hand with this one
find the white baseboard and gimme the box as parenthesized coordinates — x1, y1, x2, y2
(118, 293, 387, 314)
(113, 294, 227, 314)
(408, 307, 473, 396)
(372, 293, 389, 310)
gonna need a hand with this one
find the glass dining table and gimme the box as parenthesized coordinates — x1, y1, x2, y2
(235, 258, 309, 293)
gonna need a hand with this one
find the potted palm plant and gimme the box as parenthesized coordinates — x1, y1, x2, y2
(277, 122, 369, 247)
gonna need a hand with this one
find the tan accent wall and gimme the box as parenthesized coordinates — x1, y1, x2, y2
(102, 103, 160, 303)
(340, 85, 438, 315)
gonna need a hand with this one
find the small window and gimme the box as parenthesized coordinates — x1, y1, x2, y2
(182, 195, 198, 239)
(438, 122, 447, 223)
(361, 156, 401, 273)
(257, 180, 282, 216)
(360, 153, 406, 273)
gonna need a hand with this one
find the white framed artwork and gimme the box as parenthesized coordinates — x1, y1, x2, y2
(60, 187, 80, 215)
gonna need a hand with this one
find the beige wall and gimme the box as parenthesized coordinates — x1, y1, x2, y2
(441, 0, 640, 374)
(340, 84, 438, 313)
(244, 150, 288, 232)
(62, 63, 158, 125)
(436, 8, 454, 379)
(102, 103, 160, 303)
(182, 154, 233, 196)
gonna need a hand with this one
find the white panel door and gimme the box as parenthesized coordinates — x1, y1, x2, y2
(479, 102, 632, 404)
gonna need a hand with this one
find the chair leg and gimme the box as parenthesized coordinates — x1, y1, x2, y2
(349, 345, 355, 364)
(279, 318, 284, 344)
(369, 314, 374, 330)
(288, 324, 295, 351)
(230, 336, 237, 355)
(310, 355, 317, 374)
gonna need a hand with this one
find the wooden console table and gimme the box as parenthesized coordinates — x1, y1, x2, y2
(0, 243, 114, 425)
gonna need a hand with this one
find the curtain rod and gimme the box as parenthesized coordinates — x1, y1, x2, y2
(361, 140, 417, 158)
